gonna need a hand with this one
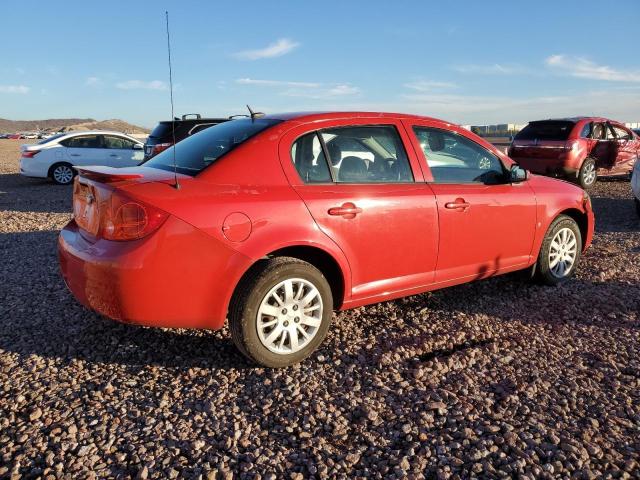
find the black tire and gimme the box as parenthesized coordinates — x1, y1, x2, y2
(535, 215, 582, 286)
(49, 162, 75, 185)
(229, 257, 333, 368)
(577, 157, 597, 189)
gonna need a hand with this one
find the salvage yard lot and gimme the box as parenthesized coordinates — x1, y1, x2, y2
(0, 139, 638, 478)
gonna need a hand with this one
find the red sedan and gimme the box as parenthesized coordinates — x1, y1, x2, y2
(59, 112, 594, 367)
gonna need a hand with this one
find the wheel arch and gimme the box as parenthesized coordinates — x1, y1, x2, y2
(229, 244, 349, 312)
(556, 208, 589, 250)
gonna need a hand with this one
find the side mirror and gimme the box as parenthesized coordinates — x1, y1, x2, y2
(510, 164, 528, 182)
(133, 144, 143, 150)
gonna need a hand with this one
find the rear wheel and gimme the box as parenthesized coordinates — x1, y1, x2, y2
(577, 157, 596, 189)
(49, 163, 75, 185)
(535, 215, 582, 286)
(229, 257, 333, 367)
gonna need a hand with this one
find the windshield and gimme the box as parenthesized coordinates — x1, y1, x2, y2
(144, 118, 281, 176)
(514, 121, 575, 141)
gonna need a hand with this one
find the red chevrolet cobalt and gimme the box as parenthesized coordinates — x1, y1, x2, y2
(59, 113, 594, 367)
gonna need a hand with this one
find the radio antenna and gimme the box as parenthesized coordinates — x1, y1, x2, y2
(165, 10, 180, 189)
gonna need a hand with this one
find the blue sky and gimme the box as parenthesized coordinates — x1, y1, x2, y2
(1, 0, 639, 127)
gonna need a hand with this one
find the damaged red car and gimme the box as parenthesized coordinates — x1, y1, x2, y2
(509, 117, 640, 188)
(59, 112, 594, 367)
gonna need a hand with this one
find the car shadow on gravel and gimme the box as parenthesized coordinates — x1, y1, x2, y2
(0, 173, 72, 213)
(591, 196, 640, 233)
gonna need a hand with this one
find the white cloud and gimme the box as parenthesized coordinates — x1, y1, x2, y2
(85, 76, 101, 86)
(116, 80, 168, 91)
(282, 84, 361, 99)
(404, 80, 457, 92)
(452, 63, 528, 75)
(236, 77, 360, 99)
(233, 38, 300, 60)
(546, 54, 640, 82)
(236, 78, 320, 88)
(0, 85, 30, 94)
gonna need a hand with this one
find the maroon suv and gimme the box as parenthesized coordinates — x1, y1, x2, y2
(509, 117, 640, 188)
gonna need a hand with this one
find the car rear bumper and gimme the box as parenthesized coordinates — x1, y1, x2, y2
(515, 157, 578, 178)
(58, 217, 253, 330)
(20, 158, 48, 178)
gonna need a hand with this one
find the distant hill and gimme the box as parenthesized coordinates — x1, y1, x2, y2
(0, 118, 150, 135)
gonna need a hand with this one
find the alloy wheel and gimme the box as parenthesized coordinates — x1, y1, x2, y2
(53, 165, 74, 184)
(256, 278, 323, 354)
(582, 162, 596, 186)
(548, 227, 578, 278)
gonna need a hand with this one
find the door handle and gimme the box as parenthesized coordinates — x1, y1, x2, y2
(444, 198, 470, 210)
(70, 153, 81, 157)
(109, 154, 119, 157)
(328, 202, 362, 218)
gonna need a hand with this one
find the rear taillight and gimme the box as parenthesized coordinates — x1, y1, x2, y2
(21, 150, 40, 158)
(102, 191, 168, 241)
(73, 180, 168, 241)
(152, 142, 172, 156)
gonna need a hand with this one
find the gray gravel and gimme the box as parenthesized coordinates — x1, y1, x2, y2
(1, 139, 639, 479)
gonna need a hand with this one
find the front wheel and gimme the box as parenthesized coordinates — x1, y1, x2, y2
(577, 157, 597, 189)
(229, 257, 333, 368)
(535, 215, 582, 286)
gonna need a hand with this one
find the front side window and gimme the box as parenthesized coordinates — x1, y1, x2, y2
(612, 125, 632, 140)
(413, 127, 506, 184)
(319, 126, 413, 183)
(145, 118, 281, 176)
(61, 135, 101, 148)
(291, 132, 332, 183)
(104, 135, 137, 149)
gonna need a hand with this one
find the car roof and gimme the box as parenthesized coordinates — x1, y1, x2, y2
(529, 116, 615, 123)
(262, 111, 448, 123)
(56, 130, 142, 139)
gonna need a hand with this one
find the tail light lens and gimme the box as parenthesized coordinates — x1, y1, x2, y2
(21, 150, 40, 158)
(152, 142, 172, 156)
(73, 180, 169, 241)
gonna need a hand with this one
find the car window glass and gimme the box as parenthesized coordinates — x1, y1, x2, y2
(104, 135, 136, 149)
(319, 126, 413, 183)
(291, 133, 332, 183)
(612, 125, 632, 140)
(580, 123, 592, 138)
(61, 135, 101, 148)
(605, 124, 616, 140)
(413, 127, 506, 184)
(190, 123, 215, 135)
(591, 123, 605, 140)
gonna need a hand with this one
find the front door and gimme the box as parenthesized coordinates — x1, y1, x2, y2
(103, 135, 144, 167)
(282, 122, 439, 302)
(406, 123, 537, 284)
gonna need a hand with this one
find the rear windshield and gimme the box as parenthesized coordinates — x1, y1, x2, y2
(144, 118, 281, 176)
(514, 121, 575, 141)
(148, 122, 173, 139)
(38, 133, 67, 144)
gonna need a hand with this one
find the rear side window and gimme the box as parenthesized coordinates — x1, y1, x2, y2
(580, 123, 592, 138)
(291, 133, 332, 183)
(61, 135, 101, 148)
(145, 118, 281, 176)
(514, 121, 575, 141)
(103, 135, 137, 149)
(320, 126, 413, 183)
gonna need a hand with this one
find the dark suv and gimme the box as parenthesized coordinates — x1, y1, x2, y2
(143, 114, 229, 161)
(508, 117, 640, 189)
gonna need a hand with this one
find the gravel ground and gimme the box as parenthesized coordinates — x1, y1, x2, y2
(0, 139, 639, 479)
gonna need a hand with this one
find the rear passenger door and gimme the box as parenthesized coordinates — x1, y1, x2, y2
(405, 121, 537, 284)
(280, 121, 439, 303)
(60, 134, 106, 165)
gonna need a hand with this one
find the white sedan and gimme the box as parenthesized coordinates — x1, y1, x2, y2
(19, 131, 145, 184)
